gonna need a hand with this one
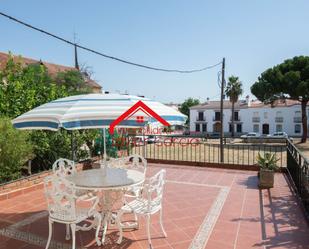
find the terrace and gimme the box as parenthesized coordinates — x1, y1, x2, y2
(0, 138, 308, 249)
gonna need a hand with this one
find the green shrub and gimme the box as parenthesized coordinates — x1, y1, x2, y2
(0, 117, 33, 183)
(30, 129, 100, 171)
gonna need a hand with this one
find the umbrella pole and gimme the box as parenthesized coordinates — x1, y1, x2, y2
(70, 131, 75, 162)
(142, 126, 146, 157)
(103, 128, 107, 161)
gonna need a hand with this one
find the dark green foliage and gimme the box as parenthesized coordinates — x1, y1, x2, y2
(179, 98, 200, 124)
(0, 117, 33, 183)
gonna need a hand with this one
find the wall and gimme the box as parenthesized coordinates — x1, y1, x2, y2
(190, 104, 307, 136)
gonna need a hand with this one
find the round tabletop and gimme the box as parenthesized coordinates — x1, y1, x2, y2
(67, 167, 145, 190)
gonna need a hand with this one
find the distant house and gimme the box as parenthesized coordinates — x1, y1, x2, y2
(0, 51, 102, 93)
(190, 96, 309, 137)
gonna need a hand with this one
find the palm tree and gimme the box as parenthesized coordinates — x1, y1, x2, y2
(225, 76, 243, 137)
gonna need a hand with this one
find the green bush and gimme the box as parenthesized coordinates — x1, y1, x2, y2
(30, 129, 100, 171)
(0, 117, 33, 183)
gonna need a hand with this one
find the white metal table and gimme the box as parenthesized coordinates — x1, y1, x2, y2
(67, 167, 145, 245)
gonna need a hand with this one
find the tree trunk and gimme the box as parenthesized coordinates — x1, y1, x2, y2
(231, 101, 235, 137)
(301, 100, 308, 143)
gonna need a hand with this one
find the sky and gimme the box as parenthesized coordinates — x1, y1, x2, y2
(1, 1, 309, 103)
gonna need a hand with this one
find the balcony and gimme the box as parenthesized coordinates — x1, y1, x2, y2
(294, 117, 302, 123)
(230, 116, 241, 122)
(275, 117, 284, 122)
(252, 117, 260, 122)
(196, 116, 206, 122)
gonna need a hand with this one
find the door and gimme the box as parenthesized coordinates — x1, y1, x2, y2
(262, 123, 269, 135)
(213, 122, 221, 132)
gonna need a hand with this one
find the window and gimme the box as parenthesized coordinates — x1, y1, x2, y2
(198, 111, 204, 121)
(229, 124, 233, 132)
(295, 111, 301, 116)
(253, 124, 259, 133)
(195, 124, 200, 132)
(253, 112, 259, 117)
(234, 111, 239, 121)
(202, 123, 207, 132)
(264, 112, 268, 119)
(214, 112, 221, 121)
(236, 124, 242, 133)
(295, 124, 301, 134)
(276, 124, 282, 132)
(276, 111, 282, 116)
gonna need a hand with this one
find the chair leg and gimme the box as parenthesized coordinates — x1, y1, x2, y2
(65, 224, 71, 240)
(45, 219, 53, 249)
(116, 211, 124, 244)
(95, 214, 102, 246)
(134, 212, 139, 229)
(146, 214, 152, 248)
(101, 218, 108, 245)
(70, 224, 76, 249)
(159, 209, 167, 237)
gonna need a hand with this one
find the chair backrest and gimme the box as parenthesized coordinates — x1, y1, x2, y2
(144, 169, 166, 211)
(44, 175, 77, 219)
(108, 154, 147, 175)
(52, 158, 76, 178)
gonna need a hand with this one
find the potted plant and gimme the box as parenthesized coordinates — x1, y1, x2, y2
(257, 152, 279, 188)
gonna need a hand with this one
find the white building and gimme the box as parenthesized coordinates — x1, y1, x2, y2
(189, 98, 306, 137)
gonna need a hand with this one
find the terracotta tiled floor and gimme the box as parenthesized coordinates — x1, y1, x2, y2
(0, 163, 308, 249)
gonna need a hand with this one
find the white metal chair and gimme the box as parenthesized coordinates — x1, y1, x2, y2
(108, 154, 148, 228)
(108, 154, 147, 196)
(116, 169, 167, 248)
(44, 175, 102, 249)
(52, 158, 95, 237)
(52, 158, 77, 176)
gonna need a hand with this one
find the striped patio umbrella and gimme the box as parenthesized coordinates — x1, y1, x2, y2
(12, 93, 186, 130)
(12, 93, 187, 158)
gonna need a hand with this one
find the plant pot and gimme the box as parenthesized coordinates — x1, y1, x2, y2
(258, 169, 274, 189)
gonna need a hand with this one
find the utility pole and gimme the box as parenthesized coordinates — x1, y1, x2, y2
(74, 43, 79, 70)
(220, 58, 225, 163)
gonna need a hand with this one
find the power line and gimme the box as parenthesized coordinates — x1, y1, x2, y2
(0, 11, 222, 73)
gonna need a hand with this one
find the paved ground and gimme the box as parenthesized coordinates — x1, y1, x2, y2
(0, 163, 308, 249)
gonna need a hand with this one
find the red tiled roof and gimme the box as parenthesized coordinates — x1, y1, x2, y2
(0, 51, 102, 91)
(249, 99, 302, 108)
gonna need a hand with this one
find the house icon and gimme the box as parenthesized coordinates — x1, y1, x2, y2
(109, 100, 170, 134)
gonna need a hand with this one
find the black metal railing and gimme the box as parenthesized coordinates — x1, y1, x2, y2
(287, 139, 309, 218)
(275, 117, 284, 122)
(294, 117, 302, 123)
(252, 117, 260, 122)
(126, 135, 286, 167)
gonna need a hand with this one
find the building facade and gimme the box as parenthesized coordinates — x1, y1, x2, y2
(190, 98, 306, 137)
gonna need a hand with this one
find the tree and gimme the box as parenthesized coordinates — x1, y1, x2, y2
(225, 76, 243, 137)
(251, 56, 309, 142)
(0, 53, 99, 173)
(179, 98, 200, 124)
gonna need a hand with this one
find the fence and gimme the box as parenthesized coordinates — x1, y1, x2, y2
(126, 135, 286, 168)
(287, 139, 309, 218)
